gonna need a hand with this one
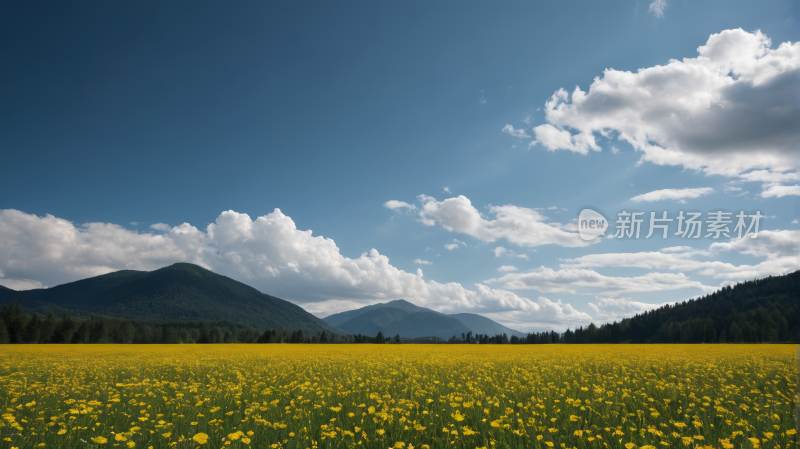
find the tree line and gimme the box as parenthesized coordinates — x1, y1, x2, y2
(2, 270, 797, 344)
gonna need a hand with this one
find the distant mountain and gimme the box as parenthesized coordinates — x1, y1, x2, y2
(0, 263, 343, 334)
(323, 299, 524, 338)
(323, 299, 434, 328)
(449, 313, 526, 338)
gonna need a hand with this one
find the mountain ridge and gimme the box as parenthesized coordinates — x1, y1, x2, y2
(0, 263, 343, 334)
(323, 299, 526, 338)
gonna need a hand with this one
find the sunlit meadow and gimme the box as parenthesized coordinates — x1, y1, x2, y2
(0, 345, 795, 449)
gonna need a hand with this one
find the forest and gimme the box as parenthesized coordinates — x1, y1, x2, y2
(1, 269, 797, 344)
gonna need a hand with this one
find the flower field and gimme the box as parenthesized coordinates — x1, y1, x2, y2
(0, 344, 795, 449)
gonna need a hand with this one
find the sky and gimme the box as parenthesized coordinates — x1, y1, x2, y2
(1, 0, 798, 332)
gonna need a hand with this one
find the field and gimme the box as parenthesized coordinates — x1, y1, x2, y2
(0, 345, 795, 449)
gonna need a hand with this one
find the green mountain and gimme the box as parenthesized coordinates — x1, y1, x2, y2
(323, 299, 524, 338)
(323, 299, 433, 328)
(564, 269, 800, 343)
(0, 263, 343, 334)
(449, 313, 526, 338)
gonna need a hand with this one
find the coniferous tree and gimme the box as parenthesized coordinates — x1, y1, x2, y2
(0, 316, 9, 344)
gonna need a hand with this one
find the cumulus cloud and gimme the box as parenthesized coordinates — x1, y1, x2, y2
(0, 209, 595, 330)
(413, 259, 432, 265)
(648, 0, 667, 18)
(443, 187, 452, 194)
(417, 195, 591, 248)
(484, 296, 593, 331)
(792, 219, 799, 225)
(497, 265, 518, 272)
(493, 247, 507, 257)
(501, 124, 531, 139)
(630, 187, 714, 203)
(531, 29, 800, 177)
(384, 200, 417, 211)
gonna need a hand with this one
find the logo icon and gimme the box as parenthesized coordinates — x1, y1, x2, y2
(577, 208, 608, 241)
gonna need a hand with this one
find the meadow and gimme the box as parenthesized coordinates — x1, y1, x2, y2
(0, 345, 795, 449)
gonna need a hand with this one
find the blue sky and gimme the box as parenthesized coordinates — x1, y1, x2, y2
(1, 0, 798, 331)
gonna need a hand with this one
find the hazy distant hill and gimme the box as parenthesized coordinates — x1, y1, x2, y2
(323, 299, 524, 338)
(0, 263, 342, 334)
(323, 299, 433, 328)
(449, 313, 526, 338)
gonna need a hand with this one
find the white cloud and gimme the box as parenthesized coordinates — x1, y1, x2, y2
(497, 265, 518, 272)
(484, 296, 593, 331)
(529, 123, 600, 155)
(413, 259, 432, 265)
(501, 124, 531, 139)
(630, 187, 714, 202)
(493, 247, 507, 257)
(444, 239, 466, 250)
(0, 268, 44, 290)
(531, 29, 800, 177)
(739, 170, 800, 183)
(723, 185, 742, 192)
(515, 254, 530, 260)
(0, 208, 596, 329)
(589, 296, 671, 323)
(559, 230, 800, 282)
(661, 246, 693, 253)
(443, 187, 452, 194)
(760, 184, 800, 198)
(417, 195, 591, 248)
(485, 267, 713, 296)
(792, 219, 799, 225)
(384, 200, 417, 211)
(648, 0, 667, 18)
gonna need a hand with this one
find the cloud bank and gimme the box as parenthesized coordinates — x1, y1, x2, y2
(0, 208, 592, 331)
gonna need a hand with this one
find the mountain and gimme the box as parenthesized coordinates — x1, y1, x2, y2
(0, 263, 343, 334)
(323, 299, 435, 328)
(564, 270, 800, 344)
(323, 299, 524, 338)
(449, 313, 526, 338)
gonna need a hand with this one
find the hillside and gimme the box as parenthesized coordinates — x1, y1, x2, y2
(323, 299, 433, 328)
(324, 299, 524, 338)
(566, 270, 800, 343)
(0, 263, 343, 334)
(449, 313, 526, 338)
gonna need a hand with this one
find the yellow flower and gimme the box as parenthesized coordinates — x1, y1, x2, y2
(241, 437, 251, 444)
(193, 433, 209, 445)
(377, 429, 385, 435)
(115, 433, 128, 441)
(625, 444, 636, 449)
(395, 442, 405, 448)
(91, 436, 108, 444)
(162, 432, 172, 438)
(127, 443, 136, 448)
(57, 429, 67, 435)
